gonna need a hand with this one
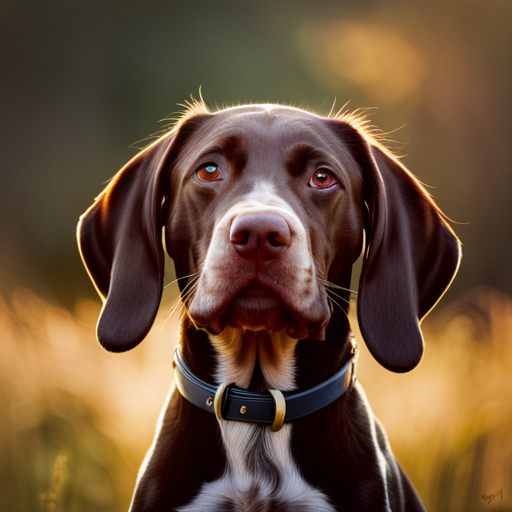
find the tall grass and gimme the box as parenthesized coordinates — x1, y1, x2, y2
(355, 288, 512, 511)
(0, 287, 510, 511)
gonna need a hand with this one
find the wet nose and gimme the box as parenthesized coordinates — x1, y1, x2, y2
(230, 214, 291, 262)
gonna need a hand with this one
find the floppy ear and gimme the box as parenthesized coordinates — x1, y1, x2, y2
(331, 120, 461, 372)
(77, 134, 174, 352)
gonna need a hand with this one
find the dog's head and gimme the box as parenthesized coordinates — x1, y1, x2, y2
(78, 103, 460, 373)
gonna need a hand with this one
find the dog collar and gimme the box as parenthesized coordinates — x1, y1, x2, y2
(172, 342, 358, 432)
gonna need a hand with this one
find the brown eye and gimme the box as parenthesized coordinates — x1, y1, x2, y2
(309, 169, 338, 189)
(196, 164, 223, 182)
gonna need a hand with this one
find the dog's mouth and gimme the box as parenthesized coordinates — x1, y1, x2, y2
(192, 279, 329, 340)
(224, 282, 287, 331)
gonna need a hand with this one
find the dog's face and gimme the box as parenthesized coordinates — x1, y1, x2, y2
(78, 103, 461, 373)
(166, 106, 364, 340)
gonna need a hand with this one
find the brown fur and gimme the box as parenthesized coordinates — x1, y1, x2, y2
(78, 103, 460, 511)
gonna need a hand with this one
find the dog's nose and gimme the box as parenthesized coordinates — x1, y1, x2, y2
(230, 214, 291, 262)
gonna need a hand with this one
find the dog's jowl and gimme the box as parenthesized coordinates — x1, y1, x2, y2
(78, 103, 460, 511)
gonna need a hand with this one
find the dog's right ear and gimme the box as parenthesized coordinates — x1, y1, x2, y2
(77, 113, 209, 352)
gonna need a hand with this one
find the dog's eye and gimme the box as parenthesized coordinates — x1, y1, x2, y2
(196, 164, 223, 182)
(309, 169, 338, 189)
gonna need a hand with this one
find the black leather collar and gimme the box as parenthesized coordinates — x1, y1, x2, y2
(173, 342, 357, 430)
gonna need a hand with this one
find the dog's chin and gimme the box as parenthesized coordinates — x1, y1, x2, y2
(202, 288, 328, 340)
(224, 294, 288, 332)
(189, 281, 330, 340)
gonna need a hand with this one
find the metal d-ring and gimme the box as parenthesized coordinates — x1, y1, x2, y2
(269, 389, 286, 432)
(213, 383, 230, 422)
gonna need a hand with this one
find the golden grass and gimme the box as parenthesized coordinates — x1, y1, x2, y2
(0, 287, 511, 511)
(355, 288, 512, 511)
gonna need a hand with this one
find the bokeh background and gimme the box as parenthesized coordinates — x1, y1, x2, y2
(1, 0, 511, 510)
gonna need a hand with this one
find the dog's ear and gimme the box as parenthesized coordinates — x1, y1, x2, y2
(329, 120, 461, 372)
(77, 136, 172, 352)
(77, 114, 208, 352)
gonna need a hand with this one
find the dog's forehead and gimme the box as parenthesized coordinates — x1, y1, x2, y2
(172, 105, 364, 196)
(192, 105, 335, 153)
(213, 104, 319, 119)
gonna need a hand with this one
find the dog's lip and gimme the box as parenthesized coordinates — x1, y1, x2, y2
(236, 281, 273, 296)
(215, 280, 285, 332)
(188, 277, 331, 337)
(192, 289, 285, 335)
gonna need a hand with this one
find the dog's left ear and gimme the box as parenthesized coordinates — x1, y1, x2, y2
(329, 120, 461, 372)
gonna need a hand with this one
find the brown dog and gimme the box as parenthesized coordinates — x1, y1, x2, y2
(78, 102, 460, 511)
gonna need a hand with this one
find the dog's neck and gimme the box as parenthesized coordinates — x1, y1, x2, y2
(175, 311, 352, 512)
(209, 329, 297, 391)
(179, 310, 353, 393)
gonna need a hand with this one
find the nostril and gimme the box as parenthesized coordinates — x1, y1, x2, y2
(230, 229, 250, 246)
(268, 231, 287, 247)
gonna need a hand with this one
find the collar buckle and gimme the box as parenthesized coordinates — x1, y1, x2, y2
(213, 383, 231, 422)
(268, 389, 286, 432)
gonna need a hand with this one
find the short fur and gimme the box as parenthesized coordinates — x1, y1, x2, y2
(78, 102, 461, 511)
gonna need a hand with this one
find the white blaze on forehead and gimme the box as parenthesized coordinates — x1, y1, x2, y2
(250, 180, 277, 199)
(228, 181, 293, 215)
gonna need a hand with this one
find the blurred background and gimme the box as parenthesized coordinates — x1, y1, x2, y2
(1, 0, 511, 510)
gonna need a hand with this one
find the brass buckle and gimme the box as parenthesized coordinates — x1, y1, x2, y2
(214, 383, 231, 422)
(269, 389, 286, 432)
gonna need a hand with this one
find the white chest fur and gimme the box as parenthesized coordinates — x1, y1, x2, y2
(177, 329, 335, 512)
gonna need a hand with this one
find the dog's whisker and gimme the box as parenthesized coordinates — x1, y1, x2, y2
(157, 286, 198, 329)
(156, 276, 201, 329)
(164, 272, 200, 290)
(156, 296, 185, 329)
(179, 292, 196, 311)
(327, 296, 351, 324)
(326, 296, 337, 313)
(327, 295, 349, 320)
(325, 288, 351, 306)
(325, 292, 341, 309)
(180, 278, 199, 300)
(174, 274, 200, 298)
(155, 306, 178, 330)
(318, 278, 358, 296)
(158, 307, 179, 329)
(325, 283, 357, 295)
(175, 287, 198, 312)
(176, 283, 199, 312)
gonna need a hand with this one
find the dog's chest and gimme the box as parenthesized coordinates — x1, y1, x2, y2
(177, 330, 335, 512)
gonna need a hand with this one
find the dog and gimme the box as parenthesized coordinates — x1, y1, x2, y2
(78, 102, 461, 511)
